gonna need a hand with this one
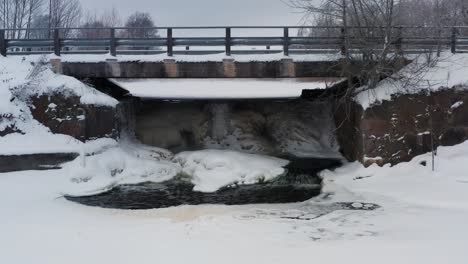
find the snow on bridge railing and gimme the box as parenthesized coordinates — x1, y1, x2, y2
(0, 26, 467, 57)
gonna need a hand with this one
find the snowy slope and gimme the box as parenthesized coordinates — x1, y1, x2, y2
(0, 56, 118, 155)
(356, 52, 468, 109)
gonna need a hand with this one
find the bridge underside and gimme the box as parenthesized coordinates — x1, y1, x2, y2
(108, 77, 345, 101)
(60, 60, 350, 79)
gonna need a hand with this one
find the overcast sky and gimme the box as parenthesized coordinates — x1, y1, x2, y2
(79, 0, 305, 27)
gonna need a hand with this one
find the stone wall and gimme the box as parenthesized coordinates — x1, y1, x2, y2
(334, 88, 468, 166)
(333, 100, 364, 162)
(31, 93, 119, 141)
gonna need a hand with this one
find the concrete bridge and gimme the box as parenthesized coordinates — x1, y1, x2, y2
(3, 25, 465, 80)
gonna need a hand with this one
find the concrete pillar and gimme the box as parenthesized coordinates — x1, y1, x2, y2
(164, 59, 178, 78)
(50, 58, 62, 74)
(279, 58, 295, 78)
(106, 61, 122, 77)
(223, 58, 236, 78)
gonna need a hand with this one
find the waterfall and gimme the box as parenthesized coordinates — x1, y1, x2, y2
(209, 103, 231, 141)
(117, 98, 137, 138)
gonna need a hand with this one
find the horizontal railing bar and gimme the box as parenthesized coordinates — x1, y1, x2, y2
(232, 40, 284, 46)
(5, 48, 460, 56)
(3, 25, 468, 31)
(62, 40, 110, 45)
(402, 40, 451, 44)
(61, 50, 110, 55)
(6, 36, 459, 39)
(117, 39, 167, 46)
(174, 40, 225, 46)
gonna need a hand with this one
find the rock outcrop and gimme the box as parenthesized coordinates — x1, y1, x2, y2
(335, 88, 468, 166)
(30, 93, 119, 141)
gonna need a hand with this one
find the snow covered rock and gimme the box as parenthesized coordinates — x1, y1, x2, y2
(0, 55, 123, 175)
(174, 149, 289, 192)
(355, 52, 468, 110)
(31, 93, 118, 141)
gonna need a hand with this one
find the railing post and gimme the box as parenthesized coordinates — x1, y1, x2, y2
(53, 29, 61, 56)
(451, 27, 457, 54)
(225, 27, 231, 56)
(396, 26, 403, 56)
(110, 28, 117, 57)
(340, 27, 347, 56)
(283, 27, 289, 56)
(0, 30, 6, 57)
(167, 28, 173, 57)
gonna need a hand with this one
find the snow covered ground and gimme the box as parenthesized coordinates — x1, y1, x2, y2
(356, 52, 468, 109)
(1, 141, 468, 264)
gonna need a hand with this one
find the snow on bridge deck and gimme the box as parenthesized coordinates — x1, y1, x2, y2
(110, 78, 344, 100)
(58, 52, 341, 63)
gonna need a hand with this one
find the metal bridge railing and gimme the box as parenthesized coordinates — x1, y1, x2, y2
(0, 26, 467, 57)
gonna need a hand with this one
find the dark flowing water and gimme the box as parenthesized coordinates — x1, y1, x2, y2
(66, 157, 342, 210)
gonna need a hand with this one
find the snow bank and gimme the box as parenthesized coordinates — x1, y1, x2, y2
(60, 142, 291, 195)
(174, 150, 289, 192)
(355, 52, 468, 110)
(321, 140, 468, 210)
(43, 73, 118, 107)
(111, 78, 341, 99)
(0, 56, 118, 155)
(0, 56, 117, 108)
(62, 142, 180, 196)
(0, 129, 117, 155)
(0, 57, 34, 131)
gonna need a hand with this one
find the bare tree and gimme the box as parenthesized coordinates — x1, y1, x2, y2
(101, 7, 121, 28)
(0, 0, 44, 39)
(48, 0, 82, 37)
(28, 13, 49, 38)
(289, 0, 406, 92)
(123, 12, 158, 38)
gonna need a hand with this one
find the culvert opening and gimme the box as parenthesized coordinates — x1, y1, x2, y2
(68, 79, 345, 209)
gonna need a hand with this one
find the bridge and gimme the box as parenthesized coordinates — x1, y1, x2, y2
(1, 26, 467, 79)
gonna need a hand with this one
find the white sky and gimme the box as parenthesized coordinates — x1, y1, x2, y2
(79, 0, 305, 27)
